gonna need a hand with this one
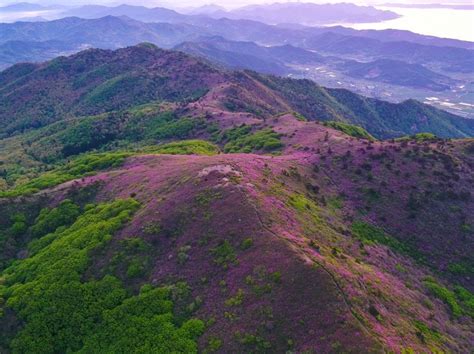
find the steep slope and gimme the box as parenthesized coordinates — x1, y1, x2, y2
(0, 44, 226, 137)
(0, 44, 472, 143)
(249, 73, 474, 138)
(0, 115, 472, 352)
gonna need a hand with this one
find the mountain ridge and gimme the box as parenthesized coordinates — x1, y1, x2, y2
(0, 44, 472, 141)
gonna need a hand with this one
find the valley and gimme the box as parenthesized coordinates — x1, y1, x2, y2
(290, 62, 474, 118)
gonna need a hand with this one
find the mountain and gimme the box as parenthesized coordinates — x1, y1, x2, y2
(2, 15, 471, 93)
(61, 4, 188, 23)
(251, 73, 474, 138)
(175, 36, 324, 75)
(0, 44, 472, 147)
(62, 3, 399, 25)
(187, 4, 227, 15)
(56, 4, 474, 50)
(196, 2, 400, 25)
(0, 2, 47, 12)
(57, 4, 474, 51)
(0, 16, 205, 69)
(175, 39, 288, 75)
(303, 32, 474, 73)
(0, 40, 77, 70)
(319, 26, 474, 50)
(174, 37, 460, 92)
(1, 15, 472, 73)
(338, 58, 457, 91)
(0, 16, 194, 47)
(0, 44, 224, 138)
(0, 44, 473, 354)
(11, 16, 48, 22)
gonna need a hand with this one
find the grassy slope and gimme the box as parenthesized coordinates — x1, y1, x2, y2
(1, 115, 473, 352)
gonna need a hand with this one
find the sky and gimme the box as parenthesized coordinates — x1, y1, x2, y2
(1, 0, 473, 10)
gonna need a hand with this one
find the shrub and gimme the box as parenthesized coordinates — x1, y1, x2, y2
(3, 199, 140, 352)
(126, 258, 148, 278)
(240, 238, 253, 250)
(271, 271, 282, 283)
(79, 285, 204, 353)
(143, 140, 220, 156)
(396, 133, 438, 143)
(61, 118, 117, 157)
(0, 152, 130, 198)
(351, 221, 423, 261)
(423, 278, 462, 317)
(323, 121, 375, 141)
(413, 320, 441, 342)
(207, 337, 223, 352)
(111, 237, 152, 278)
(293, 112, 307, 121)
(211, 240, 237, 269)
(9, 214, 27, 237)
(1, 198, 204, 352)
(447, 262, 473, 275)
(151, 117, 197, 139)
(454, 286, 474, 318)
(30, 199, 81, 238)
(178, 245, 192, 265)
(222, 126, 283, 153)
(225, 289, 244, 306)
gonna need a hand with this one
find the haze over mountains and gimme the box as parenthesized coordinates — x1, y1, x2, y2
(61, 2, 400, 25)
(0, 3, 473, 117)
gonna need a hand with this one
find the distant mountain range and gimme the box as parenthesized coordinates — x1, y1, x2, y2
(1, 14, 472, 73)
(0, 3, 473, 117)
(175, 36, 459, 92)
(175, 36, 324, 75)
(60, 4, 187, 23)
(183, 2, 401, 25)
(61, 2, 399, 25)
(0, 2, 65, 15)
(0, 2, 48, 12)
(381, 3, 474, 10)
